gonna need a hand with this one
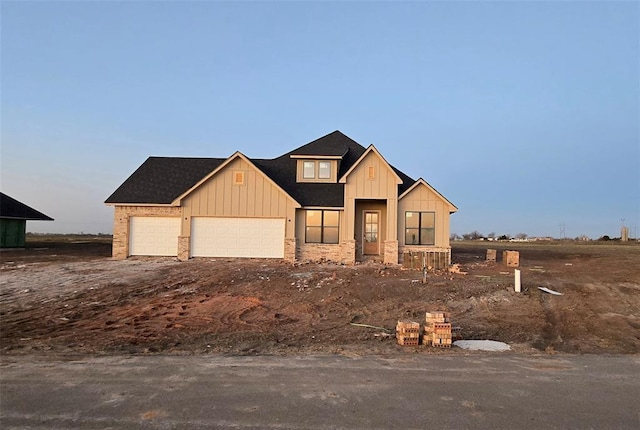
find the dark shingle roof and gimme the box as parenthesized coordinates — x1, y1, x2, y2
(105, 157, 225, 204)
(105, 131, 416, 207)
(0, 193, 53, 220)
(288, 130, 359, 158)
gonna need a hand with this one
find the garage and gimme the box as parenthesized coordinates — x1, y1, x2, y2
(191, 217, 285, 258)
(129, 217, 180, 256)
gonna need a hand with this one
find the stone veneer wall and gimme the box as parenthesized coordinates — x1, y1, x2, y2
(177, 236, 190, 261)
(111, 206, 182, 260)
(340, 239, 356, 265)
(383, 240, 399, 265)
(284, 238, 296, 263)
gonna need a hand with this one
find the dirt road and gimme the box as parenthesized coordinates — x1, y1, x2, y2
(1, 239, 639, 355)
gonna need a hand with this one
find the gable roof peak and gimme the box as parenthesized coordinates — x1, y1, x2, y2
(287, 130, 364, 158)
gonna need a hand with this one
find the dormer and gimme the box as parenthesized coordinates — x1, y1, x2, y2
(290, 155, 342, 183)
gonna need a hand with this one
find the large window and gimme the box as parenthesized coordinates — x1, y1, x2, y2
(306, 210, 339, 244)
(405, 212, 435, 245)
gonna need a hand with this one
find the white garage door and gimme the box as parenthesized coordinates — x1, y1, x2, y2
(129, 217, 180, 256)
(191, 217, 285, 258)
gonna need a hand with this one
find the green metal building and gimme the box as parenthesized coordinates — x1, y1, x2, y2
(0, 193, 53, 248)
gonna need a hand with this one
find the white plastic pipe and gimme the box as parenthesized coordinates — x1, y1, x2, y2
(514, 269, 521, 293)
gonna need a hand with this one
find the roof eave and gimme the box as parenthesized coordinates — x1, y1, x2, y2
(398, 178, 458, 212)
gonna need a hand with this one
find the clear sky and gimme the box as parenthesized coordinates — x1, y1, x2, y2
(1, 0, 638, 239)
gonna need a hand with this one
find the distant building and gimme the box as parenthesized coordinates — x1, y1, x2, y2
(0, 193, 53, 248)
(621, 227, 629, 242)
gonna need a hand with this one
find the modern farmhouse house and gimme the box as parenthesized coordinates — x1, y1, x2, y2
(105, 131, 457, 264)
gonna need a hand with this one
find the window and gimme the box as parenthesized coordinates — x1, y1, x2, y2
(318, 161, 331, 179)
(303, 161, 315, 179)
(405, 212, 435, 245)
(306, 210, 339, 244)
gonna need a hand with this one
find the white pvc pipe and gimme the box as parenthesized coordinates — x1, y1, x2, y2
(514, 269, 521, 292)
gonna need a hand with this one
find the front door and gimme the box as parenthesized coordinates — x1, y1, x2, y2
(363, 211, 379, 255)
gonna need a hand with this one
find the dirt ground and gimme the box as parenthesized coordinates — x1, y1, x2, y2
(1, 238, 639, 356)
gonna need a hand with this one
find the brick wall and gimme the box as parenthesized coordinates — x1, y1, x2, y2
(297, 242, 342, 263)
(111, 206, 182, 259)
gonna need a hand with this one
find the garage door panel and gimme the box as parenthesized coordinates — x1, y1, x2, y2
(191, 217, 284, 258)
(129, 217, 180, 256)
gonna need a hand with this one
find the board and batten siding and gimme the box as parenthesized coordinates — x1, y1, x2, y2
(398, 184, 451, 248)
(343, 151, 399, 242)
(181, 158, 297, 238)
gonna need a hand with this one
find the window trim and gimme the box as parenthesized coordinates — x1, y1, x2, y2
(305, 210, 340, 244)
(405, 211, 435, 245)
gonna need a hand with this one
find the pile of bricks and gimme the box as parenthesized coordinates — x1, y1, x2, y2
(396, 320, 420, 346)
(423, 312, 452, 347)
(503, 250, 520, 267)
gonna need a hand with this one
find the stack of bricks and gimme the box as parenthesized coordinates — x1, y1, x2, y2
(396, 320, 420, 346)
(423, 312, 452, 347)
(503, 250, 520, 267)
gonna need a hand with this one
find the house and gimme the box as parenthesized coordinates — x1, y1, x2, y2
(0, 192, 53, 248)
(105, 131, 457, 265)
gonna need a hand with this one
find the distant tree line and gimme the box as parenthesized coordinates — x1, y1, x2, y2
(450, 231, 528, 241)
(451, 232, 635, 242)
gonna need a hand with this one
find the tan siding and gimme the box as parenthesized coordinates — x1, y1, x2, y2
(398, 185, 451, 248)
(181, 157, 297, 238)
(344, 152, 398, 200)
(343, 152, 399, 244)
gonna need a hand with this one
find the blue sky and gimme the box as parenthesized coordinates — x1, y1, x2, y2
(1, 1, 638, 239)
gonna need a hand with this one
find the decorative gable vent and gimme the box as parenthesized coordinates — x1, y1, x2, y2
(233, 171, 245, 185)
(367, 166, 376, 180)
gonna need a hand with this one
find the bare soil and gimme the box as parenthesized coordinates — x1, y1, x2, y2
(1, 238, 639, 356)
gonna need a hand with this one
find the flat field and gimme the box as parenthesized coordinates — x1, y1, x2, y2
(1, 237, 638, 355)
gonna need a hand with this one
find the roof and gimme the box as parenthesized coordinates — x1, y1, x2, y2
(288, 130, 357, 158)
(0, 193, 53, 221)
(105, 131, 418, 207)
(105, 157, 225, 204)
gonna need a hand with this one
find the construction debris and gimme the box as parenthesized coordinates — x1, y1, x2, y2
(538, 286, 563, 296)
(503, 250, 520, 267)
(396, 320, 420, 346)
(454, 340, 510, 351)
(423, 312, 452, 347)
(448, 264, 467, 275)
